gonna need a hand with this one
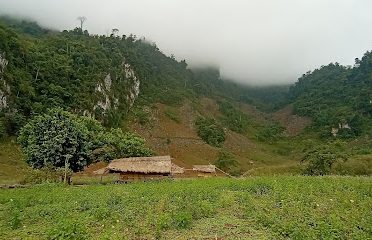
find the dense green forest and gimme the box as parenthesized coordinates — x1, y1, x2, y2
(0, 17, 284, 134)
(0, 16, 371, 141)
(288, 59, 372, 138)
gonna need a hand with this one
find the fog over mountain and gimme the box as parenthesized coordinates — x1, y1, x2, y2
(1, 0, 372, 85)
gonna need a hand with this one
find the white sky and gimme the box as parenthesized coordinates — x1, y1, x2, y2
(1, 0, 372, 85)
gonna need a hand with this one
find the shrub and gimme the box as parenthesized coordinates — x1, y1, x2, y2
(218, 101, 249, 133)
(195, 117, 225, 147)
(256, 123, 284, 143)
(0, 119, 5, 138)
(214, 150, 240, 175)
(164, 107, 180, 123)
(47, 220, 88, 240)
(98, 128, 153, 162)
(301, 144, 348, 175)
(172, 211, 192, 229)
(20, 167, 71, 184)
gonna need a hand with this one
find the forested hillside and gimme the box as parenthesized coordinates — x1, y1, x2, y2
(0, 17, 285, 134)
(288, 58, 372, 138)
(0, 17, 371, 179)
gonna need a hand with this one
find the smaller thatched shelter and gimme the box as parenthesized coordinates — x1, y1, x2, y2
(106, 156, 172, 180)
(93, 167, 107, 175)
(192, 164, 216, 173)
(171, 163, 185, 174)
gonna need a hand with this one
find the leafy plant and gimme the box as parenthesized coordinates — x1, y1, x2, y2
(164, 107, 180, 123)
(98, 128, 152, 162)
(256, 123, 284, 143)
(214, 150, 240, 175)
(47, 220, 88, 240)
(195, 117, 225, 147)
(301, 144, 348, 175)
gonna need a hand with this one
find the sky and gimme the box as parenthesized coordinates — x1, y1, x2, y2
(1, 0, 372, 85)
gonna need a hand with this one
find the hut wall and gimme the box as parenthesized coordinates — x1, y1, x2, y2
(119, 172, 170, 180)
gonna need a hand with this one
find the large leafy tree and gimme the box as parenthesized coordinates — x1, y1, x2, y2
(18, 108, 153, 173)
(18, 108, 92, 172)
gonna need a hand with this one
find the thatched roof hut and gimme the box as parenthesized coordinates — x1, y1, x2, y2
(192, 164, 216, 173)
(106, 156, 172, 174)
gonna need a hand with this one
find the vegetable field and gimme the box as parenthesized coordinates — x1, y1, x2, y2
(0, 176, 371, 239)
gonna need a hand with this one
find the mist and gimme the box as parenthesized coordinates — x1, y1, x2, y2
(1, 0, 372, 85)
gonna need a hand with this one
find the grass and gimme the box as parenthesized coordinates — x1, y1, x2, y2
(0, 176, 371, 239)
(0, 138, 28, 184)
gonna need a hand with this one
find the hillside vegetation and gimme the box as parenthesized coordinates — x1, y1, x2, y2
(0, 17, 371, 179)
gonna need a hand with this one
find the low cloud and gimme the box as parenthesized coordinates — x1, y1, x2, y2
(1, 0, 372, 85)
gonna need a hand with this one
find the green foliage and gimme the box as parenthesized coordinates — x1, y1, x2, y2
(0, 119, 5, 138)
(97, 128, 152, 162)
(256, 123, 284, 143)
(289, 58, 372, 137)
(0, 177, 371, 239)
(20, 167, 70, 185)
(195, 117, 225, 147)
(131, 107, 152, 126)
(18, 108, 92, 172)
(164, 107, 180, 123)
(218, 101, 250, 133)
(301, 143, 348, 175)
(17, 107, 152, 171)
(47, 220, 88, 240)
(214, 150, 240, 175)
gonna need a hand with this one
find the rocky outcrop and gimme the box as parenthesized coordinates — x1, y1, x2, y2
(94, 73, 118, 113)
(331, 122, 351, 137)
(123, 61, 140, 107)
(0, 52, 10, 109)
(93, 59, 140, 115)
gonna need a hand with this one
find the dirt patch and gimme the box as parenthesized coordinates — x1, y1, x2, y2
(272, 104, 312, 136)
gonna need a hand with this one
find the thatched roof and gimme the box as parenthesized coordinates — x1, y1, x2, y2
(192, 164, 216, 173)
(93, 167, 108, 175)
(171, 163, 185, 174)
(107, 156, 171, 174)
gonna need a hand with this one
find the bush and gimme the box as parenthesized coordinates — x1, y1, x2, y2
(301, 144, 348, 175)
(47, 220, 88, 240)
(96, 128, 153, 162)
(256, 124, 284, 143)
(218, 101, 249, 133)
(0, 119, 5, 138)
(214, 150, 240, 175)
(164, 107, 180, 123)
(20, 168, 71, 184)
(195, 117, 225, 147)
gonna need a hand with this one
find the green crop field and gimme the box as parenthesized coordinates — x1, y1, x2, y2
(0, 176, 371, 239)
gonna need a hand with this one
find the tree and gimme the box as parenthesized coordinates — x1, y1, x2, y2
(95, 128, 153, 162)
(111, 28, 119, 37)
(301, 144, 348, 175)
(214, 150, 240, 175)
(195, 117, 225, 147)
(77, 16, 87, 30)
(18, 108, 92, 175)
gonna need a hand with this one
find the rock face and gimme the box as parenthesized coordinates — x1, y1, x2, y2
(93, 59, 140, 116)
(0, 52, 10, 109)
(331, 122, 351, 137)
(94, 73, 118, 113)
(123, 61, 140, 107)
